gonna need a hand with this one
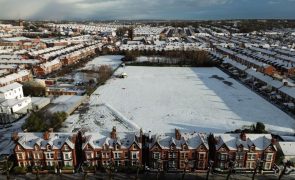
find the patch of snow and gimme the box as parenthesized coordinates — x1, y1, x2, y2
(63, 66, 295, 135)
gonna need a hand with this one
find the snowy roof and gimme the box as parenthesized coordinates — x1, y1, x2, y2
(245, 69, 284, 89)
(223, 57, 248, 71)
(41, 59, 61, 68)
(149, 132, 208, 150)
(278, 86, 295, 99)
(17, 132, 75, 150)
(0, 70, 30, 85)
(0, 97, 31, 108)
(278, 142, 295, 156)
(214, 133, 274, 151)
(0, 82, 22, 93)
(82, 132, 142, 150)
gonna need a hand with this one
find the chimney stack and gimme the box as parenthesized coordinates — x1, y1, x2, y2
(240, 131, 247, 141)
(43, 131, 50, 140)
(12, 132, 19, 142)
(48, 128, 54, 133)
(111, 126, 117, 139)
(271, 138, 277, 145)
(175, 129, 181, 140)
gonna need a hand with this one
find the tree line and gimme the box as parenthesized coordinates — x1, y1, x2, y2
(22, 111, 67, 132)
(121, 49, 215, 67)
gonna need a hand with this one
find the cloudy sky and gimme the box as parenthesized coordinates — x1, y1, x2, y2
(0, 0, 295, 20)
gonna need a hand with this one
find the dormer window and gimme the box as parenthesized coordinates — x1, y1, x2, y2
(34, 145, 39, 150)
(47, 145, 51, 151)
(64, 145, 69, 151)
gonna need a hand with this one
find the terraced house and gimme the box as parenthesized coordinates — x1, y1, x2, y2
(82, 127, 142, 168)
(213, 132, 277, 172)
(148, 129, 209, 172)
(13, 131, 77, 168)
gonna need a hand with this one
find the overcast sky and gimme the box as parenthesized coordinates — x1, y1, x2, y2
(0, 0, 295, 20)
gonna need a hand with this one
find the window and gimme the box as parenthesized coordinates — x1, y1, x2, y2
(236, 153, 244, 160)
(33, 153, 41, 159)
(64, 145, 69, 151)
(153, 152, 160, 159)
(168, 161, 176, 168)
(17, 153, 23, 160)
(64, 153, 72, 160)
(235, 162, 244, 168)
(198, 161, 205, 169)
(102, 152, 109, 158)
(264, 162, 271, 170)
(47, 161, 52, 166)
(46, 153, 54, 159)
(86, 152, 93, 159)
(246, 161, 255, 169)
(168, 152, 177, 159)
(219, 153, 228, 160)
(115, 160, 121, 166)
(247, 153, 256, 160)
(180, 152, 189, 159)
(219, 162, 225, 169)
(198, 153, 205, 160)
(180, 160, 185, 168)
(125, 152, 128, 158)
(131, 152, 138, 159)
(114, 152, 121, 159)
(96, 152, 100, 158)
(57, 152, 62, 159)
(265, 153, 273, 161)
(27, 152, 31, 159)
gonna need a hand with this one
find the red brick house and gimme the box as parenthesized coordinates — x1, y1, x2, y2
(33, 59, 62, 77)
(82, 127, 142, 168)
(148, 129, 209, 172)
(13, 131, 77, 168)
(213, 133, 277, 172)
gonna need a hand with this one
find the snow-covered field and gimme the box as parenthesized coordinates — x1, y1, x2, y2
(62, 66, 295, 134)
(82, 55, 123, 70)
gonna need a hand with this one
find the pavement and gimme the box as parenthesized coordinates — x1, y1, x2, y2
(1, 172, 295, 180)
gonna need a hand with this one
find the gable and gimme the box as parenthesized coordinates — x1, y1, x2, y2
(265, 144, 276, 152)
(129, 142, 140, 150)
(218, 144, 230, 152)
(150, 142, 162, 151)
(197, 143, 208, 151)
(83, 143, 94, 151)
(14, 144, 24, 152)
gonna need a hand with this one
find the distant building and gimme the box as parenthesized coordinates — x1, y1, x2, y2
(0, 70, 32, 87)
(0, 82, 31, 124)
(276, 142, 295, 162)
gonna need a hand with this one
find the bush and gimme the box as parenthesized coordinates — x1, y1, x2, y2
(62, 166, 74, 170)
(13, 166, 27, 174)
(44, 166, 55, 171)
